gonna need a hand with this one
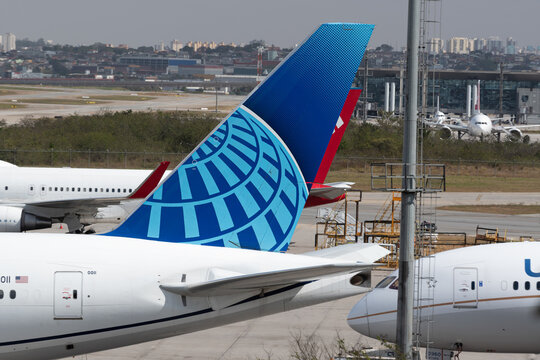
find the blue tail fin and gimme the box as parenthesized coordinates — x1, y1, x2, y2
(103, 23, 373, 251)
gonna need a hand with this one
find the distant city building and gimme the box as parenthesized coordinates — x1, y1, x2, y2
(447, 37, 472, 54)
(170, 40, 183, 52)
(428, 38, 443, 54)
(155, 42, 165, 52)
(0, 35, 3, 49)
(472, 38, 488, 52)
(119, 56, 200, 73)
(3, 33, 16, 52)
(487, 36, 503, 53)
(506, 37, 517, 55)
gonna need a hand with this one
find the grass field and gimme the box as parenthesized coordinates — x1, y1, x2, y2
(438, 204, 540, 214)
(90, 95, 155, 101)
(0, 85, 60, 92)
(17, 98, 108, 105)
(0, 103, 27, 109)
(324, 166, 540, 192)
(0, 89, 19, 95)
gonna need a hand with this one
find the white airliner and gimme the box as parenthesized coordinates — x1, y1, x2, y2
(0, 160, 170, 233)
(425, 81, 538, 142)
(0, 23, 379, 360)
(348, 242, 540, 353)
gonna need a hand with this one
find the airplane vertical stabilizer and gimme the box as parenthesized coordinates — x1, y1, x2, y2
(104, 24, 374, 251)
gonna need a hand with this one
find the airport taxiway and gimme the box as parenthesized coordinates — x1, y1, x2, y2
(0, 85, 243, 124)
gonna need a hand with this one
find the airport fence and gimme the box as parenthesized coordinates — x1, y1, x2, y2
(1, 149, 540, 175)
(0, 149, 189, 169)
(329, 156, 540, 177)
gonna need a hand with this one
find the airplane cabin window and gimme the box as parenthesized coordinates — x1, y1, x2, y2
(129, 189, 132, 192)
(537, 281, 540, 291)
(94, 188, 98, 192)
(4, 186, 8, 190)
(0, 289, 3, 299)
(60, 187, 63, 191)
(106, 188, 109, 192)
(375, 276, 396, 289)
(100, 188, 103, 192)
(30, 186, 34, 191)
(72, 187, 75, 191)
(49, 187, 52, 191)
(471, 281, 475, 290)
(9, 290, 15, 299)
(117, 188, 120, 193)
(525, 281, 530, 290)
(513, 281, 519, 290)
(89, 188, 92, 192)
(54, 187, 58, 191)
(83, 188, 86, 192)
(41, 186, 45, 191)
(123, 189, 126, 193)
(112, 189, 115, 193)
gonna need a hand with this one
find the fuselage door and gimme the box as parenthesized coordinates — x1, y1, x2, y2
(453, 267, 478, 308)
(54, 271, 83, 319)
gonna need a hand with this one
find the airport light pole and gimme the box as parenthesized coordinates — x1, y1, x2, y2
(397, 0, 420, 358)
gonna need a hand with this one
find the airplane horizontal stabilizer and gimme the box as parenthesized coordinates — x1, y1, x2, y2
(303, 243, 390, 264)
(308, 182, 354, 200)
(160, 262, 375, 297)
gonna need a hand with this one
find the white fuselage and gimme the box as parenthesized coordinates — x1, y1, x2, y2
(467, 113, 492, 137)
(0, 166, 152, 205)
(348, 242, 540, 353)
(0, 233, 370, 360)
(0, 165, 171, 227)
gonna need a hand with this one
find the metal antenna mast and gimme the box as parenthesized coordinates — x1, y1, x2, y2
(397, 0, 420, 359)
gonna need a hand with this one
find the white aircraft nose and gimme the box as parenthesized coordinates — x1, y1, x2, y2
(347, 295, 370, 336)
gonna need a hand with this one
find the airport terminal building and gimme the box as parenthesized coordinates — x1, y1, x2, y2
(357, 68, 540, 117)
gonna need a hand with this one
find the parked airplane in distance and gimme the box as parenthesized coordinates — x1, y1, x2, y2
(0, 160, 170, 233)
(348, 242, 540, 354)
(424, 81, 538, 142)
(0, 23, 381, 360)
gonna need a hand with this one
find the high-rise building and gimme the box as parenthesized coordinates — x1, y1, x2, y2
(3, 33, 16, 52)
(506, 37, 517, 55)
(170, 40, 183, 52)
(487, 36, 503, 53)
(472, 38, 487, 52)
(428, 38, 443, 54)
(447, 37, 472, 54)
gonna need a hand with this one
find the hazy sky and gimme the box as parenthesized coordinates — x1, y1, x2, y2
(2, 0, 539, 48)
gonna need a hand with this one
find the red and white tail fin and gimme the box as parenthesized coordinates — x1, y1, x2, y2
(312, 88, 362, 185)
(128, 161, 170, 199)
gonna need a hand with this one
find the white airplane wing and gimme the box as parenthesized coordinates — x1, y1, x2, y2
(160, 262, 375, 297)
(161, 243, 389, 297)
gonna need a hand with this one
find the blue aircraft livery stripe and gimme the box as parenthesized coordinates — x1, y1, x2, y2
(105, 105, 309, 251)
(103, 23, 373, 252)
